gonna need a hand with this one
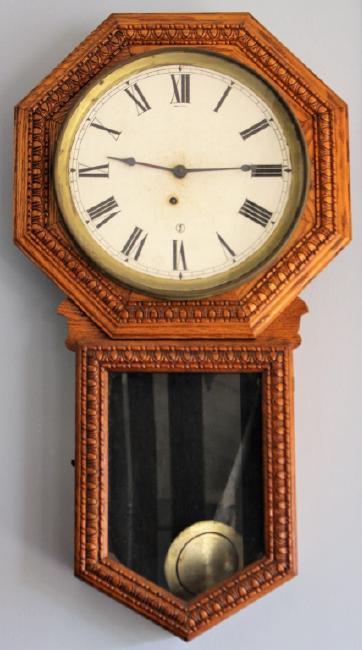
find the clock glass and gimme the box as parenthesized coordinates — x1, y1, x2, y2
(108, 371, 263, 599)
(54, 50, 308, 298)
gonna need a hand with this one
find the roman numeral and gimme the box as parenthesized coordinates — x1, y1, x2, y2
(78, 163, 109, 178)
(86, 196, 120, 229)
(239, 199, 273, 227)
(124, 83, 151, 115)
(171, 74, 191, 104)
(251, 164, 283, 177)
(217, 232, 235, 259)
(90, 119, 121, 140)
(240, 118, 270, 140)
(173, 240, 187, 273)
(213, 84, 233, 112)
(121, 226, 147, 260)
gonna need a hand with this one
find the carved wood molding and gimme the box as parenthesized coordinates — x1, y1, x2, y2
(14, 13, 350, 339)
(74, 335, 296, 639)
(58, 296, 307, 350)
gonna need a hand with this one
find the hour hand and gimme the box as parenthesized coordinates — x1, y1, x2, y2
(108, 157, 193, 179)
(107, 156, 172, 172)
(112, 156, 137, 166)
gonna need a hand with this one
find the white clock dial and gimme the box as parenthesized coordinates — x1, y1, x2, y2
(55, 51, 307, 298)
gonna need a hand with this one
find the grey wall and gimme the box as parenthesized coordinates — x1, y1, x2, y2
(1, 1, 361, 648)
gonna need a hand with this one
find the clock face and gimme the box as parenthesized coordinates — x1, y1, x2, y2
(55, 50, 307, 298)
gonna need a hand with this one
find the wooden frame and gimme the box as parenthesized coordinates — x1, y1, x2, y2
(59, 297, 306, 640)
(14, 13, 350, 339)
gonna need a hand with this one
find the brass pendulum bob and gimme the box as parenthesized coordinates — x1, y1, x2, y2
(164, 519, 243, 599)
(164, 399, 258, 598)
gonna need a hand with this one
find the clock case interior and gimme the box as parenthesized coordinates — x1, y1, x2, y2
(108, 370, 264, 599)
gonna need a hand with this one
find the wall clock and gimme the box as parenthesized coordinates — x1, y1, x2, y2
(14, 13, 350, 640)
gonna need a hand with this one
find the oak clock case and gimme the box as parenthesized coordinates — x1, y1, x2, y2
(54, 50, 308, 298)
(14, 12, 351, 641)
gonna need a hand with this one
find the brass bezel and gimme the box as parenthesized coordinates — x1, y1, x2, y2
(54, 49, 308, 299)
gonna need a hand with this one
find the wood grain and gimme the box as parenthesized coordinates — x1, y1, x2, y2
(58, 296, 305, 640)
(14, 13, 350, 339)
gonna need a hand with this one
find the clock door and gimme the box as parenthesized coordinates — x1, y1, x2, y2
(70, 331, 297, 639)
(108, 371, 264, 598)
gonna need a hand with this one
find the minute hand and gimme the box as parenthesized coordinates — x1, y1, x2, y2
(186, 164, 285, 177)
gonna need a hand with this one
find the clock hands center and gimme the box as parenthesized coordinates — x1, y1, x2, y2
(108, 157, 287, 179)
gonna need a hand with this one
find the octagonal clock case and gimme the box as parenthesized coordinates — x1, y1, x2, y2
(14, 13, 350, 640)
